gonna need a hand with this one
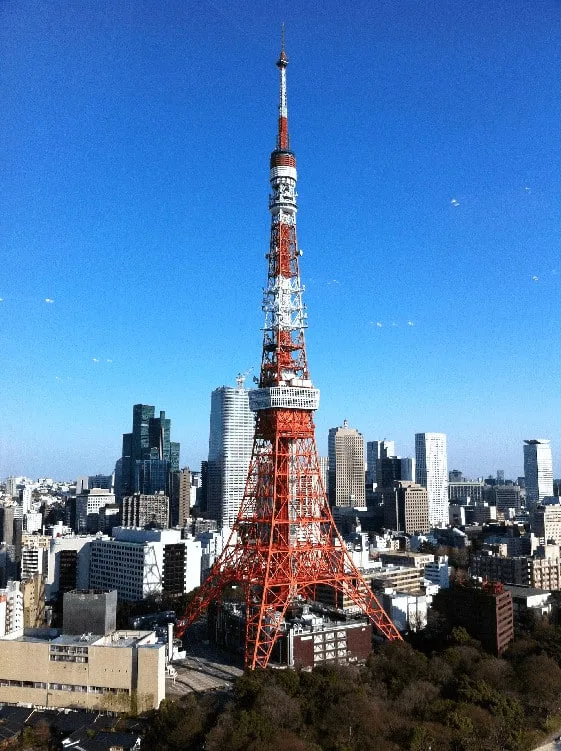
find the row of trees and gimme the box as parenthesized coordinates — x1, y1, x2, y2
(143, 615, 561, 751)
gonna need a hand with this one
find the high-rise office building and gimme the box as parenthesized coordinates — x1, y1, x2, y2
(177, 468, 191, 528)
(415, 432, 448, 527)
(207, 386, 255, 529)
(119, 404, 180, 500)
(328, 421, 365, 508)
(366, 440, 395, 485)
(381, 481, 430, 534)
(523, 439, 554, 508)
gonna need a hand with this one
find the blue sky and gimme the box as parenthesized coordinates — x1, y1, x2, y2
(2, 0, 560, 481)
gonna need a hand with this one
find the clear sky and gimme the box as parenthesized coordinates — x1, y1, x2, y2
(2, 0, 560, 481)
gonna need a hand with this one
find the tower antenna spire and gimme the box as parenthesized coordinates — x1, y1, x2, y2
(276, 24, 289, 151)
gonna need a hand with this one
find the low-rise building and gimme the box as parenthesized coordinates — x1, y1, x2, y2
(380, 588, 429, 632)
(423, 556, 450, 589)
(504, 584, 552, 620)
(0, 629, 164, 713)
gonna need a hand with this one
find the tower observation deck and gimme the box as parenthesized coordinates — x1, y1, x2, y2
(176, 39, 401, 669)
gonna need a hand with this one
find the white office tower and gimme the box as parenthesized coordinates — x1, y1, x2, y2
(415, 433, 448, 527)
(20, 486, 33, 515)
(524, 439, 554, 508)
(207, 385, 255, 529)
(328, 420, 366, 508)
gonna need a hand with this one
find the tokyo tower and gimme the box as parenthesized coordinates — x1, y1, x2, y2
(176, 39, 402, 669)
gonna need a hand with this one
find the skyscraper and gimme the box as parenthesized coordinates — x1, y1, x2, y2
(415, 432, 448, 527)
(524, 439, 553, 508)
(366, 440, 395, 486)
(207, 385, 255, 529)
(119, 404, 180, 500)
(328, 421, 365, 508)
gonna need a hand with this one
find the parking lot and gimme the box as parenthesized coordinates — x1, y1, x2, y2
(165, 626, 244, 696)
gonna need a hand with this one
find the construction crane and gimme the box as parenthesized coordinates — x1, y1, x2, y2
(236, 367, 253, 389)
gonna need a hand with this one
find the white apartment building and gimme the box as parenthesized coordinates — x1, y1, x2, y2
(21, 545, 47, 580)
(423, 555, 450, 589)
(524, 439, 554, 508)
(207, 385, 255, 529)
(380, 588, 429, 632)
(532, 502, 561, 545)
(328, 421, 365, 508)
(197, 529, 225, 581)
(23, 512, 42, 533)
(89, 528, 201, 602)
(415, 432, 448, 527)
(75, 488, 115, 533)
(46, 535, 95, 599)
(0, 581, 24, 636)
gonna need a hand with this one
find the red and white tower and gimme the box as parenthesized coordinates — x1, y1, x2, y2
(176, 40, 401, 669)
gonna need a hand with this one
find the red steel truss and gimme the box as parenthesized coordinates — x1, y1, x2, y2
(176, 40, 401, 669)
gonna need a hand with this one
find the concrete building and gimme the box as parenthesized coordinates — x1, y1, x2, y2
(122, 492, 169, 530)
(89, 528, 201, 602)
(381, 481, 430, 534)
(423, 556, 450, 589)
(23, 512, 42, 534)
(493, 485, 522, 515)
(471, 551, 532, 587)
(415, 433, 448, 527)
(380, 589, 429, 632)
(524, 439, 554, 508)
(63, 590, 117, 636)
(504, 584, 552, 620)
(21, 544, 47, 580)
(0, 628, 164, 713)
(207, 385, 255, 529)
(532, 502, 561, 545)
(46, 536, 94, 600)
(177, 467, 192, 527)
(0, 582, 24, 636)
(369, 565, 425, 594)
(210, 602, 373, 668)
(448, 481, 484, 504)
(379, 551, 435, 570)
(21, 574, 45, 628)
(530, 554, 561, 591)
(328, 421, 365, 508)
(75, 488, 115, 534)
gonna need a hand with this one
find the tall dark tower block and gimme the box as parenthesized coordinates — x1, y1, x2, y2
(176, 41, 401, 669)
(119, 404, 180, 499)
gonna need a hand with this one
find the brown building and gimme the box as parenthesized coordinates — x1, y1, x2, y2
(288, 620, 372, 668)
(178, 468, 191, 527)
(122, 492, 169, 529)
(470, 553, 532, 586)
(382, 481, 430, 534)
(21, 573, 45, 628)
(433, 582, 514, 655)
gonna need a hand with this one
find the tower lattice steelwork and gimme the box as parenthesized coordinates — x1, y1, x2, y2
(176, 41, 402, 669)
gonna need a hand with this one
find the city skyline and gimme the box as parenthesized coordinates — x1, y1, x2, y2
(2, 1, 561, 479)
